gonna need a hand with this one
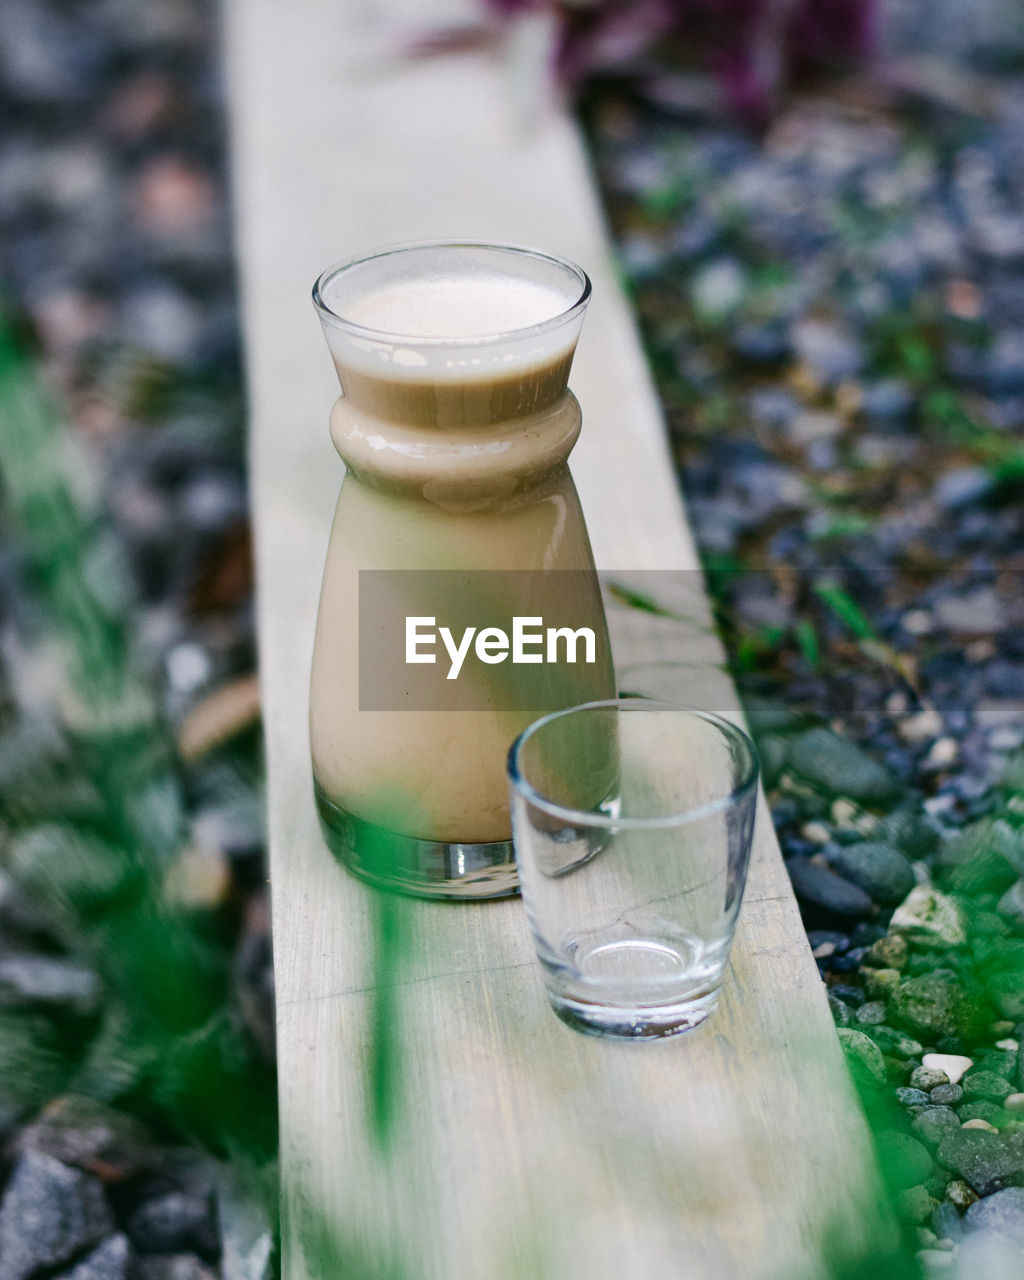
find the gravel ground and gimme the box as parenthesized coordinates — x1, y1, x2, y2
(585, 56, 1024, 1280)
(1, 3, 273, 1278)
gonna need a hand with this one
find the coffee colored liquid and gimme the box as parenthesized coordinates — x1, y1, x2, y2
(333, 350, 574, 428)
(310, 273, 614, 845)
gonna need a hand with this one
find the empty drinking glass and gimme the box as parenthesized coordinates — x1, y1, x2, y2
(507, 700, 758, 1039)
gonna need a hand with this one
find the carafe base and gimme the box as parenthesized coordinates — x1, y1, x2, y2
(314, 782, 519, 899)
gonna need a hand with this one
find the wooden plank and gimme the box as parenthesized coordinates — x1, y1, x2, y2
(223, 3, 889, 1276)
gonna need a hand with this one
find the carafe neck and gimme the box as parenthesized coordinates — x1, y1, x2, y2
(330, 347, 574, 430)
(329, 392, 582, 513)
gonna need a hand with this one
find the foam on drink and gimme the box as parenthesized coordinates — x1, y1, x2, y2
(340, 275, 574, 339)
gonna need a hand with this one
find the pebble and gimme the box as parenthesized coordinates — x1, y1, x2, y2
(953, 1231, 1023, 1279)
(126, 1191, 218, 1258)
(786, 729, 899, 806)
(165, 644, 213, 696)
(991, 977, 1024, 1024)
(897, 1184, 936, 1224)
(975, 1050, 1016, 1079)
(923, 1054, 974, 1086)
(831, 798, 860, 829)
(935, 466, 993, 511)
(807, 929, 849, 955)
(788, 411, 842, 446)
(958, 1102, 1006, 1126)
(831, 983, 866, 1007)
(912, 1067, 952, 1091)
(912, 1107, 962, 1147)
(922, 738, 959, 772)
(14, 1095, 156, 1182)
(691, 258, 745, 317)
(984, 660, 1024, 697)
(163, 844, 231, 911)
(996, 880, 1024, 925)
(965, 1186, 1024, 1243)
(930, 1202, 963, 1244)
(864, 968, 901, 1000)
(974, 700, 1024, 730)
(864, 934, 908, 970)
(0, 1152, 114, 1280)
(55, 1234, 133, 1280)
(791, 318, 864, 384)
(899, 708, 945, 744)
(786, 857, 875, 921)
(733, 323, 790, 363)
(937, 1129, 1024, 1196)
(134, 1257, 218, 1280)
(120, 280, 204, 363)
(946, 1179, 978, 1211)
(902, 610, 934, 637)
(964, 1071, 1014, 1102)
(897, 1088, 931, 1107)
(923, 794, 957, 819)
(32, 288, 109, 351)
(894, 976, 970, 1041)
(986, 329, 1024, 394)
(964, 640, 996, 665)
(860, 378, 913, 419)
(872, 1025, 923, 1058)
(914, 1248, 953, 1270)
(836, 1028, 886, 1082)
(180, 475, 247, 534)
(855, 1000, 887, 1025)
(891, 887, 967, 950)
(748, 387, 799, 427)
(825, 841, 916, 907)
(876, 1131, 934, 1189)
(850, 922, 885, 949)
(934, 588, 1006, 636)
(929, 1084, 964, 1107)
(110, 482, 172, 538)
(1006, 1094, 1024, 1114)
(808, 438, 839, 470)
(962, 1118, 998, 1131)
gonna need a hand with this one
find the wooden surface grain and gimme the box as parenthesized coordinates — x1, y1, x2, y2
(224, 2, 887, 1275)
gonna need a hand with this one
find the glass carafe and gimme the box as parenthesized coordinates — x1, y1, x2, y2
(310, 242, 615, 898)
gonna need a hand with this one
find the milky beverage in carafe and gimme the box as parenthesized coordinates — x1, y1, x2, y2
(310, 243, 615, 898)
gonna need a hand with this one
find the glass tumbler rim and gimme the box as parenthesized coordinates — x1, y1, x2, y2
(312, 240, 592, 347)
(507, 698, 760, 831)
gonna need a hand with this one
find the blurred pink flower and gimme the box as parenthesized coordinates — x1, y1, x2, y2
(476, 0, 877, 119)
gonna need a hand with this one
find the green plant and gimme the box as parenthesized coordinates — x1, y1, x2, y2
(0, 306, 278, 1258)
